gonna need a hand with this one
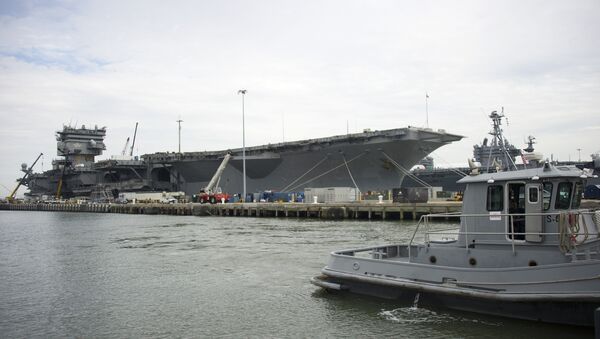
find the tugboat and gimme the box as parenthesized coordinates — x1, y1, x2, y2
(312, 114, 600, 327)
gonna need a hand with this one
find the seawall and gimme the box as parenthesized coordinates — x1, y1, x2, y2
(0, 201, 463, 220)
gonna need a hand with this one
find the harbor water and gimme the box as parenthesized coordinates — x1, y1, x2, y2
(0, 211, 593, 338)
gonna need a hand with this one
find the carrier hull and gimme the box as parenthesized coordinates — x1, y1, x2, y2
(21, 126, 463, 198)
(147, 127, 463, 196)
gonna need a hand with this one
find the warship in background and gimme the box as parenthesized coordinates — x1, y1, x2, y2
(402, 110, 600, 194)
(15, 123, 463, 200)
(19, 124, 171, 201)
(145, 127, 463, 197)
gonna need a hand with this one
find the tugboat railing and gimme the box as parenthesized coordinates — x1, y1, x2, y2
(408, 211, 600, 259)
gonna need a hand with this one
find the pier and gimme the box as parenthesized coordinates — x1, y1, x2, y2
(3, 200, 599, 220)
(0, 201, 463, 220)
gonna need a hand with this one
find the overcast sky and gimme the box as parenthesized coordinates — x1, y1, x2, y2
(1, 0, 599, 197)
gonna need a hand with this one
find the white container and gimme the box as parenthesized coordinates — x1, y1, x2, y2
(304, 187, 359, 203)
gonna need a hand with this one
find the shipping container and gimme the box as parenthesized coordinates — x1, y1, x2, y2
(304, 187, 359, 203)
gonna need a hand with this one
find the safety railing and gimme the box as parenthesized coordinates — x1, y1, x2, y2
(407, 210, 600, 259)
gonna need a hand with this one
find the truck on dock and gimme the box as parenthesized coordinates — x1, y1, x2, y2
(193, 153, 231, 204)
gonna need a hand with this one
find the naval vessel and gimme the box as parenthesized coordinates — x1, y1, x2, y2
(145, 127, 463, 197)
(313, 162, 600, 326)
(21, 125, 172, 200)
(402, 111, 600, 193)
(17, 124, 463, 199)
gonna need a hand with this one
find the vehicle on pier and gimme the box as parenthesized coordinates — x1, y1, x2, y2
(192, 154, 231, 204)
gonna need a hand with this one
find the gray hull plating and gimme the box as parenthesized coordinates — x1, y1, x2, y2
(312, 164, 600, 327)
(313, 274, 597, 326)
(150, 128, 462, 195)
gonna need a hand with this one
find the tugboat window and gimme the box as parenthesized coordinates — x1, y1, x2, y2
(572, 182, 583, 209)
(542, 182, 552, 210)
(528, 187, 538, 203)
(555, 182, 573, 210)
(486, 185, 503, 211)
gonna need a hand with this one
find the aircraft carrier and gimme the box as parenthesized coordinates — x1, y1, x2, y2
(17, 124, 463, 199)
(145, 127, 463, 196)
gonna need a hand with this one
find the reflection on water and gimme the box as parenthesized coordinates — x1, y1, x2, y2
(0, 211, 594, 338)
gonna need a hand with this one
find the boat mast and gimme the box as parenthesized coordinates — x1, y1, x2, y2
(486, 109, 517, 172)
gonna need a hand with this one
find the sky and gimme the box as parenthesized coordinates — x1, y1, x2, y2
(1, 0, 599, 197)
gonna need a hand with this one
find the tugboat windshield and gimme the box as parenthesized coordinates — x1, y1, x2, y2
(572, 181, 583, 208)
(542, 182, 552, 210)
(555, 182, 573, 209)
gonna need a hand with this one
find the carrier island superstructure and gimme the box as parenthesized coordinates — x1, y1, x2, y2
(18, 124, 463, 199)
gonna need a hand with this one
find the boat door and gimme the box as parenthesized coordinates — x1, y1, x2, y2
(525, 183, 543, 242)
(507, 183, 525, 240)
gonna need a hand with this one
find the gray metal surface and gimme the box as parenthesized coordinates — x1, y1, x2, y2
(20, 125, 462, 198)
(151, 127, 462, 195)
(314, 163, 600, 326)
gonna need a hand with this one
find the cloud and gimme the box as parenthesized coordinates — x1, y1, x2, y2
(0, 0, 599, 196)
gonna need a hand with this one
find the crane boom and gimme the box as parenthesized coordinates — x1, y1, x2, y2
(121, 137, 130, 156)
(7, 152, 43, 202)
(204, 154, 232, 193)
(129, 122, 138, 156)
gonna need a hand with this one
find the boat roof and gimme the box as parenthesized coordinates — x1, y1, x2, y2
(457, 165, 586, 184)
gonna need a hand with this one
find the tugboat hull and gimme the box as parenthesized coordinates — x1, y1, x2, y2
(313, 270, 600, 327)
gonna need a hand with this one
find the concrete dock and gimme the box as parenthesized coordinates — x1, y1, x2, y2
(0, 201, 463, 220)
(3, 200, 599, 220)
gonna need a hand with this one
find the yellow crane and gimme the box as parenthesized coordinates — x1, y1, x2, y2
(6, 153, 43, 203)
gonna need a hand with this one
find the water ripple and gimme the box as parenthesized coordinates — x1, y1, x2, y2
(378, 306, 502, 326)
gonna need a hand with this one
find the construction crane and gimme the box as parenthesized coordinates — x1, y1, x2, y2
(194, 154, 232, 203)
(129, 122, 138, 156)
(55, 159, 70, 200)
(7, 152, 43, 203)
(121, 137, 130, 156)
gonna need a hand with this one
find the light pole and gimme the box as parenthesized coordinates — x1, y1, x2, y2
(577, 148, 582, 162)
(425, 92, 429, 128)
(176, 118, 183, 153)
(238, 89, 247, 202)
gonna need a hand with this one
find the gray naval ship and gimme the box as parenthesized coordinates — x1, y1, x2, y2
(145, 127, 463, 197)
(19, 124, 463, 199)
(21, 125, 172, 200)
(312, 154, 600, 326)
(403, 110, 600, 193)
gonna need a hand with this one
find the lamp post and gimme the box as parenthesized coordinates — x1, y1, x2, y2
(238, 89, 247, 202)
(425, 92, 429, 128)
(176, 118, 183, 153)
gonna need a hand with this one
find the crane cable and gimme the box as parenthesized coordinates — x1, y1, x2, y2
(381, 151, 432, 188)
(342, 154, 360, 193)
(279, 155, 329, 192)
(287, 152, 366, 192)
